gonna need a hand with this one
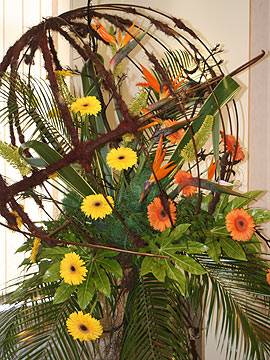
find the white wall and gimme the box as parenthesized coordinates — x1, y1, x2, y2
(249, 0, 270, 215)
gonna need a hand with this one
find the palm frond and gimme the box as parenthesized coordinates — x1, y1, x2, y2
(198, 255, 270, 360)
(160, 49, 197, 79)
(120, 276, 193, 360)
(0, 274, 97, 360)
(0, 74, 71, 154)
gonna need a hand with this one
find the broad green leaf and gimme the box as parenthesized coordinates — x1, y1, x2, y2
(40, 247, 71, 259)
(99, 259, 123, 279)
(43, 262, 60, 282)
(81, 60, 100, 98)
(53, 282, 75, 304)
(249, 208, 270, 224)
(211, 226, 228, 236)
(141, 257, 154, 276)
(166, 265, 186, 295)
(151, 260, 166, 282)
(205, 238, 221, 262)
(227, 190, 265, 211)
(95, 250, 119, 259)
(214, 194, 229, 219)
(173, 254, 206, 275)
(15, 242, 31, 253)
(212, 113, 220, 176)
(93, 266, 111, 296)
(81, 62, 113, 194)
(77, 271, 95, 310)
(220, 238, 247, 261)
(20, 140, 94, 197)
(189, 178, 245, 197)
(161, 241, 207, 255)
(159, 224, 190, 251)
(243, 236, 262, 254)
(185, 241, 208, 254)
(168, 223, 191, 242)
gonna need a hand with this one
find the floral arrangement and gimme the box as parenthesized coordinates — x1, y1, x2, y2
(0, 4, 269, 360)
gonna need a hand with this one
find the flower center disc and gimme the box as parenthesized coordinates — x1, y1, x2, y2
(160, 209, 167, 218)
(70, 265, 76, 272)
(94, 202, 101, 207)
(118, 156, 125, 160)
(235, 218, 246, 231)
(80, 324, 88, 332)
(82, 103, 89, 107)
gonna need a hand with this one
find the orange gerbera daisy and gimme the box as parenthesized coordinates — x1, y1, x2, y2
(225, 208, 255, 241)
(163, 120, 185, 145)
(221, 132, 245, 161)
(174, 171, 197, 197)
(147, 197, 176, 232)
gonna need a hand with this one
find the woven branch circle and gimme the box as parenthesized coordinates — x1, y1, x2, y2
(0, 4, 254, 245)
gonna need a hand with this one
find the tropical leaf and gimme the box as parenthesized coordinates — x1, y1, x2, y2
(170, 75, 240, 162)
(120, 276, 192, 360)
(0, 276, 97, 360)
(20, 140, 95, 197)
(0, 74, 71, 154)
(198, 255, 270, 360)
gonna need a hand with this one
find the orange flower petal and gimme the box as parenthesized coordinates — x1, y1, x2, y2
(147, 197, 176, 232)
(221, 132, 245, 161)
(92, 19, 116, 45)
(208, 159, 216, 180)
(138, 120, 161, 131)
(174, 170, 197, 197)
(163, 119, 185, 145)
(122, 22, 138, 46)
(149, 136, 176, 182)
(225, 208, 255, 241)
(141, 65, 160, 93)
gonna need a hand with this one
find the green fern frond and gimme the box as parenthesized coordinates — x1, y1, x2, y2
(121, 276, 191, 360)
(198, 255, 270, 360)
(181, 115, 214, 162)
(0, 140, 31, 176)
(0, 274, 97, 360)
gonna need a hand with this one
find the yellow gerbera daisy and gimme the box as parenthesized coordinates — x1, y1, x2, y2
(70, 96, 101, 116)
(30, 237, 41, 263)
(106, 147, 137, 171)
(60, 252, 87, 285)
(66, 311, 103, 341)
(55, 69, 75, 77)
(81, 194, 114, 220)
